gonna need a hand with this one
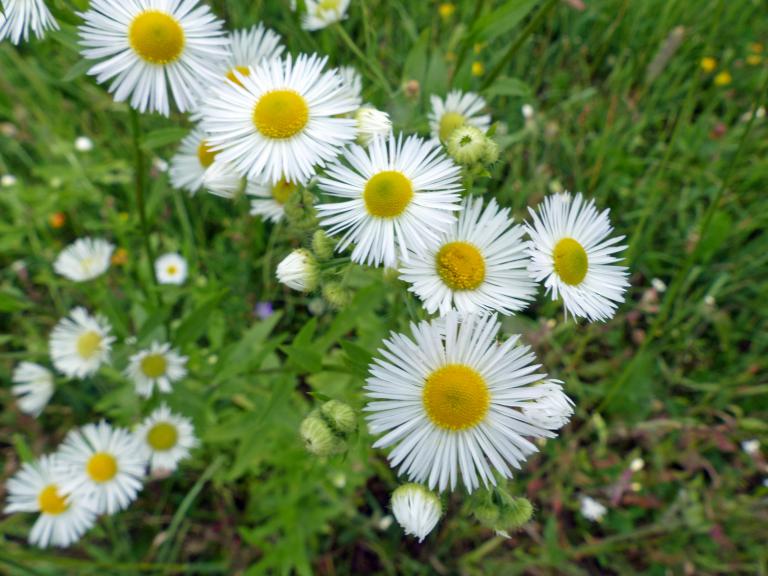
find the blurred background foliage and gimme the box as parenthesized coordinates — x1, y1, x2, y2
(1, 0, 767, 573)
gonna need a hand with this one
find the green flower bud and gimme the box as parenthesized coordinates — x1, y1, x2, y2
(299, 413, 346, 456)
(447, 125, 487, 166)
(500, 496, 533, 529)
(311, 230, 335, 261)
(482, 137, 499, 164)
(320, 400, 358, 435)
(283, 188, 318, 234)
(322, 282, 352, 310)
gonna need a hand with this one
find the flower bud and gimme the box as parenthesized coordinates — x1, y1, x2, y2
(500, 496, 533, 529)
(355, 106, 392, 146)
(447, 125, 487, 166)
(521, 381, 574, 430)
(320, 400, 357, 435)
(391, 483, 442, 542)
(299, 413, 346, 456)
(276, 249, 319, 292)
(482, 137, 499, 164)
(311, 229, 335, 261)
(322, 282, 352, 310)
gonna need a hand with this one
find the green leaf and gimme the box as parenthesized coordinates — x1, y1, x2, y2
(468, 0, 539, 43)
(62, 59, 93, 82)
(484, 77, 533, 98)
(696, 209, 732, 264)
(402, 29, 429, 82)
(141, 127, 189, 151)
(340, 341, 372, 378)
(174, 291, 227, 346)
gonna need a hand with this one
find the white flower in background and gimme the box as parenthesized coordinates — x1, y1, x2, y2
(391, 483, 442, 543)
(579, 495, 607, 522)
(169, 127, 239, 196)
(365, 312, 569, 493)
(276, 249, 318, 292)
(651, 277, 667, 292)
(57, 421, 145, 515)
(1, 173, 17, 186)
(11, 362, 54, 417)
(4, 455, 96, 548)
(302, 0, 351, 31)
(202, 53, 359, 184)
(49, 308, 114, 379)
(154, 252, 187, 285)
(152, 157, 169, 172)
(338, 65, 362, 102)
(520, 381, 574, 430)
(429, 90, 491, 142)
(136, 403, 199, 472)
(53, 237, 114, 282)
(0, 0, 59, 45)
(521, 104, 535, 120)
(200, 159, 243, 198)
(247, 177, 301, 222)
(399, 197, 535, 315)
(742, 439, 760, 456)
(317, 133, 462, 268)
(74, 136, 93, 152)
(526, 192, 629, 322)
(78, 0, 229, 116)
(355, 106, 392, 145)
(125, 342, 188, 398)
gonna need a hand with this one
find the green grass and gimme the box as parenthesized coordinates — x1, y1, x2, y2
(2, 0, 768, 573)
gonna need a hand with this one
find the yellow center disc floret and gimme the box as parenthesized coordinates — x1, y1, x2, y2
(76, 331, 102, 360)
(363, 171, 414, 218)
(226, 65, 251, 87)
(196, 140, 218, 168)
(271, 179, 298, 204)
(436, 241, 486, 290)
(553, 237, 588, 286)
(439, 111, 466, 142)
(422, 364, 490, 431)
(147, 422, 178, 451)
(129, 11, 185, 65)
(87, 452, 118, 483)
(38, 484, 68, 515)
(140, 354, 167, 379)
(253, 90, 310, 139)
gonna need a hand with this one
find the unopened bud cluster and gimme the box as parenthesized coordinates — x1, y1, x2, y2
(468, 486, 533, 537)
(300, 399, 358, 457)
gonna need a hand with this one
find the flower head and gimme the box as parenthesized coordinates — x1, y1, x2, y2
(54, 237, 114, 282)
(125, 342, 188, 398)
(276, 249, 319, 292)
(155, 253, 188, 285)
(136, 404, 198, 472)
(0, 0, 59, 45)
(49, 308, 115, 379)
(11, 362, 54, 417)
(302, 0, 351, 31)
(429, 90, 491, 142)
(391, 483, 442, 542)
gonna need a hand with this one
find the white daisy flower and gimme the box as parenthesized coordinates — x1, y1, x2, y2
(201, 53, 359, 184)
(399, 197, 536, 315)
(520, 380, 574, 430)
(0, 0, 58, 45)
(429, 90, 491, 142)
(316, 133, 463, 268)
(74, 136, 94, 152)
(338, 65, 362, 102)
(11, 362, 54, 417)
(246, 176, 301, 222)
(302, 0, 350, 31)
(579, 495, 607, 522)
(4, 455, 97, 548)
(136, 403, 198, 472)
(125, 341, 188, 398)
(391, 483, 442, 543)
(49, 308, 115, 379)
(355, 106, 392, 146)
(526, 192, 630, 322)
(200, 159, 243, 198)
(57, 421, 146, 515)
(154, 252, 187, 285)
(53, 237, 114, 282)
(78, 0, 229, 116)
(365, 312, 569, 493)
(276, 249, 318, 292)
(169, 127, 239, 196)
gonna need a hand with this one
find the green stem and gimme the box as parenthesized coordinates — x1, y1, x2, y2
(334, 23, 395, 98)
(481, 0, 559, 91)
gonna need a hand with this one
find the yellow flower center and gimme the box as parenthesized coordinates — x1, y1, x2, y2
(553, 237, 588, 286)
(226, 65, 251, 87)
(76, 331, 102, 360)
(252, 90, 309, 139)
(271, 179, 297, 205)
(318, 0, 341, 11)
(196, 140, 218, 168)
(128, 11, 185, 65)
(147, 422, 179, 451)
(363, 170, 414, 218)
(422, 364, 490, 431)
(86, 452, 118, 483)
(38, 484, 68, 515)
(166, 265, 178, 275)
(140, 353, 168, 379)
(439, 111, 465, 141)
(436, 241, 485, 290)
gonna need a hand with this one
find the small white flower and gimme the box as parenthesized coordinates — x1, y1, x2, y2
(520, 381, 574, 430)
(630, 458, 645, 472)
(53, 237, 113, 282)
(57, 421, 146, 515)
(742, 439, 760, 456)
(302, 0, 351, 31)
(136, 403, 198, 473)
(391, 483, 442, 542)
(49, 308, 114, 379)
(125, 342, 188, 398)
(317, 133, 463, 268)
(429, 90, 491, 142)
(247, 176, 302, 222)
(355, 106, 392, 146)
(579, 495, 607, 522)
(78, 0, 229, 116)
(11, 362, 54, 417)
(526, 192, 630, 322)
(0, 0, 59, 45)
(276, 249, 318, 292)
(74, 136, 93, 152)
(1, 173, 18, 186)
(154, 253, 187, 285)
(4, 455, 96, 548)
(651, 277, 667, 292)
(521, 104, 535, 120)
